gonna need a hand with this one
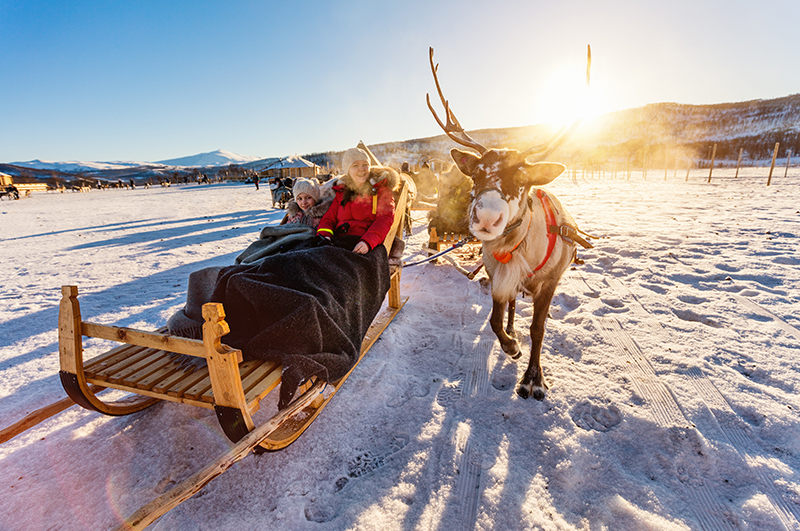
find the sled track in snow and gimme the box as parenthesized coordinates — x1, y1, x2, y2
(453, 438, 482, 531)
(687, 367, 800, 530)
(565, 274, 739, 531)
(434, 335, 493, 531)
(596, 316, 685, 428)
(728, 292, 800, 341)
(587, 274, 800, 530)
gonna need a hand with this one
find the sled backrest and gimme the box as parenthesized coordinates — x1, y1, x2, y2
(382, 178, 409, 254)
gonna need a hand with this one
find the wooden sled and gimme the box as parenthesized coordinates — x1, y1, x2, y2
(58, 181, 409, 453)
(427, 226, 484, 279)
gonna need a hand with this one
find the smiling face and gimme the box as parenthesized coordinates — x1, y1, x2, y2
(348, 159, 370, 186)
(295, 192, 316, 212)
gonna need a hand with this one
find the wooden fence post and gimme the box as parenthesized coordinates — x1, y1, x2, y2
(734, 147, 743, 179)
(707, 143, 717, 183)
(664, 152, 668, 181)
(685, 159, 691, 182)
(784, 149, 792, 178)
(767, 142, 780, 186)
(643, 152, 648, 180)
(673, 152, 678, 180)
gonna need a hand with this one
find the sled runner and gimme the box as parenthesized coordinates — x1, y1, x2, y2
(58, 180, 409, 453)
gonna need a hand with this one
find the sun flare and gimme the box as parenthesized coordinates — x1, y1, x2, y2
(532, 62, 605, 129)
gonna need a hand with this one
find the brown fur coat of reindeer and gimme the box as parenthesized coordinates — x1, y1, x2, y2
(427, 47, 592, 400)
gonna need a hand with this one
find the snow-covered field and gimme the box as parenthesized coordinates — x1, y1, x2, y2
(1, 169, 799, 530)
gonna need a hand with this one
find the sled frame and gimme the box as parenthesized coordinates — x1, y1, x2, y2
(59, 181, 408, 452)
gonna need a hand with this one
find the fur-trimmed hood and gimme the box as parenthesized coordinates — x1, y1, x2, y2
(285, 196, 333, 222)
(323, 166, 400, 196)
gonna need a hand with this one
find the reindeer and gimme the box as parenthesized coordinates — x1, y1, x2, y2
(427, 47, 592, 400)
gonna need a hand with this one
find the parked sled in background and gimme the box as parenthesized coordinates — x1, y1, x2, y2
(271, 177, 294, 209)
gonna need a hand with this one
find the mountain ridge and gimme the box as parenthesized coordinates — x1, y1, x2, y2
(5, 93, 800, 180)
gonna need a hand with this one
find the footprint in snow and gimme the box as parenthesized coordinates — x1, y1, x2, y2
(571, 399, 623, 432)
(676, 294, 710, 305)
(673, 308, 722, 328)
(386, 379, 430, 408)
(435, 374, 465, 407)
(305, 434, 411, 523)
(491, 361, 517, 392)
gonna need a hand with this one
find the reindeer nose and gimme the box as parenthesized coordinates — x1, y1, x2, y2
(474, 209, 504, 233)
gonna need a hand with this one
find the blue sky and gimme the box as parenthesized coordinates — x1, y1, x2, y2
(2, 0, 799, 163)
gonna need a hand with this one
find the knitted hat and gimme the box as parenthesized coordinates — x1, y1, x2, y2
(341, 147, 370, 174)
(292, 178, 320, 202)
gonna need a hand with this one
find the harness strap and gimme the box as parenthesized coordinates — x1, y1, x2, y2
(532, 189, 559, 272)
(489, 189, 594, 271)
(558, 224, 594, 249)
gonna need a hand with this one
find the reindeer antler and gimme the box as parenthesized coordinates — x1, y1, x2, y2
(427, 48, 487, 156)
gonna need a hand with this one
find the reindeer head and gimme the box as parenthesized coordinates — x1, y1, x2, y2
(426, 47, 570, 242)
(451, 148, 565, 241)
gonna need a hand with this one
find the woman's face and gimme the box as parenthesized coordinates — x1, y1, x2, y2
(295, 193, 316, 211)
(348, 159, 370, 185)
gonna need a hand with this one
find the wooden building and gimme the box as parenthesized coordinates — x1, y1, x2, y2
(258, 156, 319, 180)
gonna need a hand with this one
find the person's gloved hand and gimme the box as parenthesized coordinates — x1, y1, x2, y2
(315, 234, 333, 247)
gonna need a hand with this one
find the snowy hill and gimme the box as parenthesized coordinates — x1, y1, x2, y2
(362, 93, 800, 167)
(8, 158, 158, 172)
(156, 149, 261, 167)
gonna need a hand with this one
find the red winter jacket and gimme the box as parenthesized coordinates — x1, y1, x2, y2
(317, 178, 395, 250)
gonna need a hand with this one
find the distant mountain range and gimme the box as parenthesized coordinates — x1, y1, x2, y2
(9, 149, 260, 172)
(4, 94, 800, 182)
(155, 149, 262, 167)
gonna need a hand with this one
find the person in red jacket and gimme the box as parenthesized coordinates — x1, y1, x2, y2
(317, 147, 398, 254)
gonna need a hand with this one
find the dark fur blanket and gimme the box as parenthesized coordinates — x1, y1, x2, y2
(205, 244, 390, 409)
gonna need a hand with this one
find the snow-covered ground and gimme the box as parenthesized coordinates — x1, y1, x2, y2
(1, 169, 799, 530)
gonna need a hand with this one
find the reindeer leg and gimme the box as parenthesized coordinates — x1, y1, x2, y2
(490, 299, 521, 360)
(506, 300, 516, 338)
(517, 282, 558, 400)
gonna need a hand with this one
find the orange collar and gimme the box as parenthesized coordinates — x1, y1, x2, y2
(492, 209, 532, 264)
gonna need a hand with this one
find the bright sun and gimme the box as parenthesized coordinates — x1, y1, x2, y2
(532, 62, 604, 129)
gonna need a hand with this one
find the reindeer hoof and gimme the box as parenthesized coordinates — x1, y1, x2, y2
(503, 341, 521, 360)
(516, 384, 546, 401)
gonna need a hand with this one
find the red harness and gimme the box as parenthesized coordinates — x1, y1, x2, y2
(492, 189, 558, 275)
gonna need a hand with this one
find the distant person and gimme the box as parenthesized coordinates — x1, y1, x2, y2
(414, 162, 438, 198)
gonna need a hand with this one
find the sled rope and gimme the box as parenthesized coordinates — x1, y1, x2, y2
(403, 237, 473, 267)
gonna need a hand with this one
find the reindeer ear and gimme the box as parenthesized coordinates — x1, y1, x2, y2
(450, 149, 480, 178)
(516, 162, 566, 187)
